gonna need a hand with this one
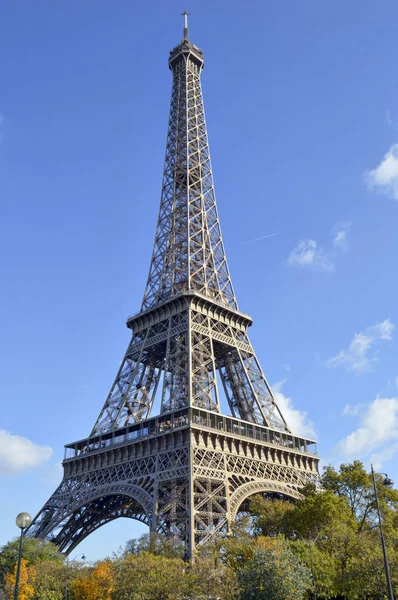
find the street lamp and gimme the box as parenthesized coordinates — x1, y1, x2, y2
(64, 553, 86, 600)
(289, 530, 327, 600)
(371, 464, 394, 600)
(13, 512, 32, 600)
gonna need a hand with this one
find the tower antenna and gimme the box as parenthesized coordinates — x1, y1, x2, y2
(182, 10, 189, 40)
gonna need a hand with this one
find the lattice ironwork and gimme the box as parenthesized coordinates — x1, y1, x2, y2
(141, 32, 237, 312)
(28, 16, 319, 558)
(28, 431, 317, 555)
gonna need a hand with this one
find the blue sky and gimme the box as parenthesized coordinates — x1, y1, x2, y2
(1, 0, 398, 561)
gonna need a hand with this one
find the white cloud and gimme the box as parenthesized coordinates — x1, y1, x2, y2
(287, 222, 352, 273)
(333, 230, 347, 250)
(338, 396, 398, 461)
(327, 333, 374, 373)
(326, 318, 394, 374)
(0, 430, 52, 476)
(332, 222, 351, 252)
(287, 239, 334, 272)
(272, 379, 316, 439)
(370, 319, 394, 340)
(342, 403, 364, 416)
(364, 144, 398, 201)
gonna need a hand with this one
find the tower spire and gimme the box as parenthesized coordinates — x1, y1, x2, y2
(182, 10, 189, 40)
(142, 21, 237, 311)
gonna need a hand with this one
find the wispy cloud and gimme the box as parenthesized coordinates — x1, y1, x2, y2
(385, 110, 398, 131)
(326, 318, 394, 374)
(287, 221, 353, 272)
(342, 403, 365, 416)
(364, 144, 398, 201)
(272, 379, 316, 438)
(241, 232, 279, 245)
(338, 396, 398, 467)
(332, 221, 351, 252)
(287, 239, 334, 271)
(0, 430, 52, 477)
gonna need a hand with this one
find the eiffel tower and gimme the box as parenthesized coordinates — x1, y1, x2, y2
(28, 14, 319, 557)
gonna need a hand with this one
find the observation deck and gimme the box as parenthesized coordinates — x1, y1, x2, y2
(64, 407, 317, 462)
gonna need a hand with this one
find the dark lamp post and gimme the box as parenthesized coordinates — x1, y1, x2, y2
(371, 464, 394, 600)
(13, 512, 32, 600)
(289, 530, 327, 600)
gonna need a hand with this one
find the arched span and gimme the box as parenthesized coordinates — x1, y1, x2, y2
(56, 492, 151, 554)
(29, 483, 153, 554)
(229, 481, 303, 522)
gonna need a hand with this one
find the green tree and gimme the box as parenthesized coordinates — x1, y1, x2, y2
(288, 539, 336, 599)
(249, 496, 295, 537)
(0, 539, 63, 588)
(319, 461, 398, 597)
(185, 554, 238, 600)
(322, 460, 398, 533)
(249, 484, 355, 540)
(246, 464, 398, 598)
(235, 537, 311, 600)
(285, 485, 356, 539)
(112, 552, 187, 600)
(29, 560, 66, 600)
(125, 533, 184, 558)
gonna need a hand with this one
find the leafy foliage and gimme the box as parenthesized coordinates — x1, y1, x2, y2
(124, 532, 185, 558)
(29, 560, 66, 600)
(0, 539, 63, 587)
(112, 552, 187, 600)
(322, 460, 398, 532)
(5, 559, 36, 600)
(235, 537, 311, 600)
(187, 554, 238, 600)
(249, 496, 294, 537)
(1, 462, 397, 600)
(73, 561, 114, 600)
(248, 461, 398, 599)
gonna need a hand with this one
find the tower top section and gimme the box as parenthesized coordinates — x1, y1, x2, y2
(142, 11, 237, 312)
(169, 13, 204, 70)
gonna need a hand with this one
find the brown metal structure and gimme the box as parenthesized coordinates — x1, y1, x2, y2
(28, 16, 319, 557)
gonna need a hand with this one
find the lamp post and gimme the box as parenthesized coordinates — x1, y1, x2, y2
(64, 553, 86, 600)
(371, 464, 394, 600)
(13, 512, 32, 600)
(289, 530, 327, 600)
